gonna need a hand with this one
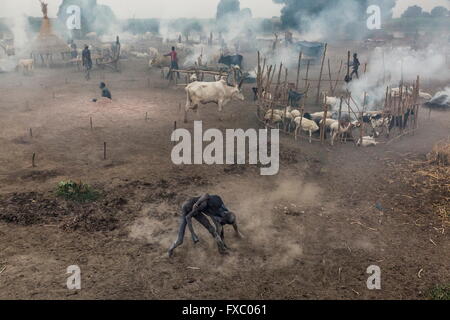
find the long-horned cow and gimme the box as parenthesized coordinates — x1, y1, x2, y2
(185, 79, 245, 117)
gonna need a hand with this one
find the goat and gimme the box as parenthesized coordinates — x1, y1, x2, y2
(293, 117, 320, 143)
(330, 121, 354, 146)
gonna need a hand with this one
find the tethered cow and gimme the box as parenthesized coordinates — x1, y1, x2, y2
(185, 78, 245, 118)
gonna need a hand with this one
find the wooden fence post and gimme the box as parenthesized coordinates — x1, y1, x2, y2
(296, 51, 303, 91)
(316, 43, 328, 104)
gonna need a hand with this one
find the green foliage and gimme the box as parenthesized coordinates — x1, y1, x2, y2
(430, 6, 449, 18)
(401, 5, 423, 18)
(56, 180, 99, 203)
(428, 284, 450, 300)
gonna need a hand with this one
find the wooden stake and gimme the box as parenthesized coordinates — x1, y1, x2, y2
(283, 67, 288, 104)
(90, 117, 93, 129)
(296, 51, 303, 91)
(103, 142, 107, 160)
(29, 128, 33, 138)
(359, 111, 364, 145)
(145, 112, 148, 121)
(346, 51, 351, 81)
(32, 153, 36, 167)
(304, 60, 310, 89)
(327, 59, 333, 94)
(382, 49, 386, 85)
(333, 60, 343, 94)
(416, 75, 420, 129)
(316, 43, 328, 104)
(337, 97, 343, 144)
(320, 101, 328, 144)
(173, 121, 177, 145)
(272, 63, 283, 112)
(261, 58, 266, 88)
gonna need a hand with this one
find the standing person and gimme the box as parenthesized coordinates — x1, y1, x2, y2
(164, 46, 180, 80)
(69, 40, 77, 59)
(112, 35, 120, 58)
(82, 45, 92, 80)
(350, 53, 360, 80)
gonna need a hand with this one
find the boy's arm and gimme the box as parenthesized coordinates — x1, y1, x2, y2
(193, 193, 210, 210)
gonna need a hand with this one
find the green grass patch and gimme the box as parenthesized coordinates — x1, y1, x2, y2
(56, 180, 100, 203)
(428, 284, 450, 300)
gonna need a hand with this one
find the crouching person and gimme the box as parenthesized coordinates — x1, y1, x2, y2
(168, 194, 243, 257)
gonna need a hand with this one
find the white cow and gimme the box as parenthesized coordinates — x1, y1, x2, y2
(149, 54, 170, 69)
(17, 59, 34, 75)
(185, 79, 245, 116)
(189, 73, 198, 82)
(130, 51, 149, 59)
(148, 47, 159, 59)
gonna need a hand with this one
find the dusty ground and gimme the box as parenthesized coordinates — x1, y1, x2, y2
(0, 56, 449, 300)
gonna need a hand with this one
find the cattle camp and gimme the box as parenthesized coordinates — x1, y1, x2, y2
(0, 0, 449, 302)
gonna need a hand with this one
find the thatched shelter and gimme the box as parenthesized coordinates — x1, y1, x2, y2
(31, 1, 70, 66)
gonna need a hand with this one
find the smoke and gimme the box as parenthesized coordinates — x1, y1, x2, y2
(0, 3, 34, 72)
(336, 45, 450, 112)
(57, 0, 118, 37)
(427, 88, 450, 108)
(0, 3, 32, 49)
(216, 0, 241, 21)
(273, 0, 396, 40)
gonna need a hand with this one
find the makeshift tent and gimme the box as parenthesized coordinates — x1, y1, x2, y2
(294, 41, 325, 61)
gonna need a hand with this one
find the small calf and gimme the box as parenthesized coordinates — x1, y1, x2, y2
(17, 59, 34, 75)
(357, 136, 379, 147)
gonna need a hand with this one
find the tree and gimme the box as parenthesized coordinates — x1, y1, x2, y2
(401, 5, 423, 18)
(240, 8, 253, 19)
(272, 0, 396, 38)
(430, 6, 449, 17)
